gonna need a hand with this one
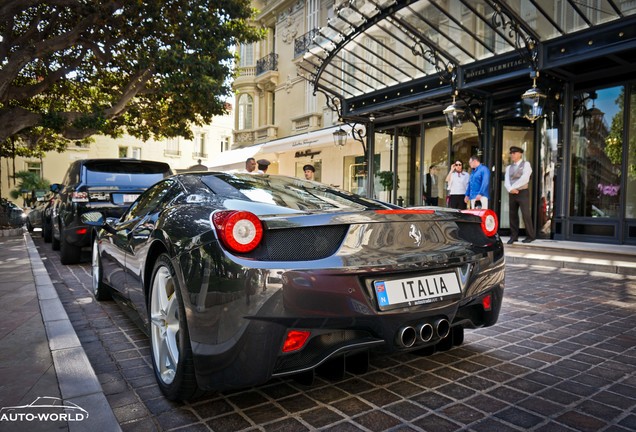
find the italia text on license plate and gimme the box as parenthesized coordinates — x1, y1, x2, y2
(373, 272, 461, 308)
(123, 194, 139, 203)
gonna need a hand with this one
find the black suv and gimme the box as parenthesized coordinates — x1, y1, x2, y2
(50, 159, 172, 264)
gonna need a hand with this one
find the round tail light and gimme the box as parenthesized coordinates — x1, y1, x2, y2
(461, 209, 499, 237)
(211, 210, 263, 253)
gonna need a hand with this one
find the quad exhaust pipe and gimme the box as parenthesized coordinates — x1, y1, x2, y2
(396, 318, 451, 348)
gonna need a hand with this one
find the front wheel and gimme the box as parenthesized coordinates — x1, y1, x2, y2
(149, 254, 200, 401)
(92, 239, 111, 301)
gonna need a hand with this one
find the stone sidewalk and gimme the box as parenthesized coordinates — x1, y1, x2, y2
(0, 231, 120, 432)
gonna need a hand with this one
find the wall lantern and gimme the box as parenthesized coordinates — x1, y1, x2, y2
(521, 71, 547, 123)
(443, 92, 464, 133)
(332, 126, 348, 147)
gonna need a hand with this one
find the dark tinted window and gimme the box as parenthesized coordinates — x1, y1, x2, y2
(201, 173, 390, 211)
(123, 179, 178, 221)
(83, 161, 170, 187)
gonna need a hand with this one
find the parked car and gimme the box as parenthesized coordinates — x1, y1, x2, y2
(82, 172, 505, 401)
(0, 198, 26, 228)
(26, 195, 53, 234)
(50, 159, 172, 264)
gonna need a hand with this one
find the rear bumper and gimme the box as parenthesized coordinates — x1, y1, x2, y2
(190, 282, 504, 392)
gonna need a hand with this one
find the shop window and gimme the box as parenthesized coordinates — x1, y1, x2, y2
(570, 86, 623, 218)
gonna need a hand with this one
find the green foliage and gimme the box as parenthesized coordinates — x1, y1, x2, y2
(0, 0, 265, 155)
(377, 171, 400, 191)
(10, 171, 51, 206)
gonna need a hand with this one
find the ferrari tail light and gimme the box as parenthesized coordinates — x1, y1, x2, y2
(461, 209, 499, 237)
(211, 210, 263, 253)
(282, 330, 311, 353)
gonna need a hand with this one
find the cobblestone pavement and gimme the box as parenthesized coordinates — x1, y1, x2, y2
(33, 235, 636, 432)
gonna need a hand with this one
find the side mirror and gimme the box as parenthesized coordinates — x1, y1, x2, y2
(50, 184, 61, 194)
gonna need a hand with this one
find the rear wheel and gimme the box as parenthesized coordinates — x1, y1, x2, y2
(51, 223, 60, 250)
(42, 219, 52, 242)
(60, 234, 81, 264)
(26, 219, 34, 232)
(92, 239, 111, 301)
(149, 254, 200, 401)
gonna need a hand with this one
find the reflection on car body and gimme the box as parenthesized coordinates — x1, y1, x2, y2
(83, 172, 505, 401)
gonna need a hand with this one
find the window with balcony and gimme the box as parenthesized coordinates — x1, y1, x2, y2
(238, 94, 254, 130)
(193, 133, 207, 159)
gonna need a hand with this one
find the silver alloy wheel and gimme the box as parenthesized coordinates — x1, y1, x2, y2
(91, 240, 100, 294)
(150, 266, 179, 385)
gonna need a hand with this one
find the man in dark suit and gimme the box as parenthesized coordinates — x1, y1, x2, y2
(423, 165, 439, 206)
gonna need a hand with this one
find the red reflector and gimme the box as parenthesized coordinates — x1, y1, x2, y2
(375, 209, 435, 214)
(482, 294, 492, 311)
(282, 330, 311, 353)
(75, 228, 88, 235)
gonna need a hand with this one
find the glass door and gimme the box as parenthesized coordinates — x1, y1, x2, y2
(498, 125, 535, 231)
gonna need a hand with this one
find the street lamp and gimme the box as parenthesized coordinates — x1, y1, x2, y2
(332, 126, 348, 147)
(443, 92, 464, 133)
(521, 70, 547, 123)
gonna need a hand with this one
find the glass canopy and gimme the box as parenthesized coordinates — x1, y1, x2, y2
(297, 0, 636, 101)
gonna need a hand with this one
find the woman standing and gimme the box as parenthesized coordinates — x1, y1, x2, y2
(445, 160, 469, 209)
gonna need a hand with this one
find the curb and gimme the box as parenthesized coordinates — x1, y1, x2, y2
(504, 248, 636, 276)
(25, 232, 122, 432)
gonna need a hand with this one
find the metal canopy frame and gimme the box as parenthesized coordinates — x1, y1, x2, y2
(296, 0, 635, 121)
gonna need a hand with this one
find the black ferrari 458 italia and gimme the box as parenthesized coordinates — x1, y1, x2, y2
(82, 172, 505, 400)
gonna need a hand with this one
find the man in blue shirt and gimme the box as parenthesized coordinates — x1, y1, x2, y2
(464, 155, 490, 209)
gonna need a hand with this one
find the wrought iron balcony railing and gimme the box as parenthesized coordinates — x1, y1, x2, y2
(256, 52, 278, 76)
(294, 29, 319, 58)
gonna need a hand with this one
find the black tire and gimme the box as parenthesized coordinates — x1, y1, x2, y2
(60, 234, 81, 264)
(91, 239, 111, 301)
(26, 219, 34, 232)
(51, 223, 60, 250)
(43, 219, 52, 242)
(148, 254, 201, 401)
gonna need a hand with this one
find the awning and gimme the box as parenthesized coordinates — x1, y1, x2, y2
(259, 125, 357, 154)
(207, 144, 264, 170)
(296, 0, 636, 120)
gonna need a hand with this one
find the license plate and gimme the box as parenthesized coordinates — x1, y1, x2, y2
(123, 194, 139, 203)
(374, 272, 461, 308)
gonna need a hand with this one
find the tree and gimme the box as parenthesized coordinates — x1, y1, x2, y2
(0, 0, 264, 153)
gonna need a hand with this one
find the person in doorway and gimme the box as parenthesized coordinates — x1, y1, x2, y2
(445, 160, 469, 209)
(257, 159, 271, 173)
(464, 155, 490, 209)
(303, 164, 315, 181)
(423, 165, 439, 206)
(505, 146, 535, 244)
(245, 157, 257, 173)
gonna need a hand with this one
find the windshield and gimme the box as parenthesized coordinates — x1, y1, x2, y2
(201, 173, 391, 212)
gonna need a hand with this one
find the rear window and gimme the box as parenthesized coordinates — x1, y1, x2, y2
(201, 173, 390, 212)
(84, 162, 170, 187)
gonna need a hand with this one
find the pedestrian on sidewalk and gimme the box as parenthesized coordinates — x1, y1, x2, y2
(423, 165, 439, 206)
(505, 146, 535, 244)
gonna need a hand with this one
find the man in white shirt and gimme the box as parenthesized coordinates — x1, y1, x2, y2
(505, 146, 535, 244)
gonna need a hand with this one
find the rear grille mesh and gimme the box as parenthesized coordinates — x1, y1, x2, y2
(243, 225, 348, 261)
